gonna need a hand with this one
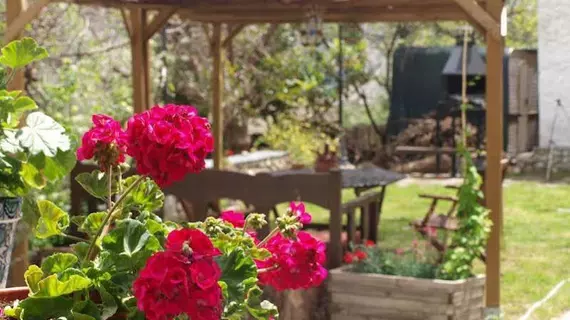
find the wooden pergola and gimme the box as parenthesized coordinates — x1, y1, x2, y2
(5, 0, 505, 314)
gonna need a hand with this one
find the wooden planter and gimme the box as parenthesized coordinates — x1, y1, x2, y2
(329, 267, 485, 320)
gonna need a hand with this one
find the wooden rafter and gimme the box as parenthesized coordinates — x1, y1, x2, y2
(144, 8, 177, 41)
(222, 24, 246, 48)
(121, 8, 132, 38)
(4, 0, 51, 43)
(452, 0, 501, 40)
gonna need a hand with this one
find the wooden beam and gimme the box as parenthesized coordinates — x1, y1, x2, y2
(6, 0, 28, 288)
(222, 24, 246, 48)
(130, 8, 151, 113)
(4, 0, 50, 44)
(178, 5, 470, 23)
(211, 23, 224, 170)
(453, 0, 501, 40)
(484, 0, 504, 314)
(121, 8, 132, 38)
(202, 23, 212, 46)
(144, 8, 177, 41)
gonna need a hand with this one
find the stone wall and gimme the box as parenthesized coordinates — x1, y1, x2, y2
(515, 147, 570, 175)
(538, 0, 570, 147)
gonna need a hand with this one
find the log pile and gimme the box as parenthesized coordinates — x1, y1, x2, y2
(373, 117, 480, 174)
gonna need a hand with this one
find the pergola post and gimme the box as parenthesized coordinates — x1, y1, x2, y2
(211, 23, 224, 170)
(484, 0, 504, 315)
(6, 0, 29, 287)
(129, 8, 151, 113)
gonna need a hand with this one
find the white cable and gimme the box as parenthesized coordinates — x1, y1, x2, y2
(519, 279, 568, 320)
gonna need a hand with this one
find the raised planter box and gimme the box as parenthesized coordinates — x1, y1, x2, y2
(329, 267, 484, 320)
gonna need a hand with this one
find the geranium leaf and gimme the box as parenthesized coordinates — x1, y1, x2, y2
(72, 300, 100, 320)
(36, 200, 70, 239)
(71, 242, 91, 262)
(79, 212, 107, 236)
(41, 253, 78, 275)
(24, 265, 44, 294)
(122, 176, 164, 213)
(32, 146, 77, 182)
(75, 170, 112, 200)
(34, 274, 91, 297)
(217, 248, 258, 303)
(97, 286, 117, 320)
(18, 112, 70, 157)
(102, 219, 161, 271)
(0, 130, 23, 154)
(0, 38, 48, 69)
(19, 296, 74, 320)
(246, 286, 279, 320)
(20, 162, 46, 189)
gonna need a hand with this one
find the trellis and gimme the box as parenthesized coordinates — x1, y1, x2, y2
(4, 0, 505, 314)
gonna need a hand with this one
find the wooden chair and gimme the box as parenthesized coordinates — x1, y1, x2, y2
(163, 169, 384, 268)
(163, 169, 346, 267)
(411, 158, 511, 261)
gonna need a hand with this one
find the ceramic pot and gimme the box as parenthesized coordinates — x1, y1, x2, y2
(0, 197, 23, 288)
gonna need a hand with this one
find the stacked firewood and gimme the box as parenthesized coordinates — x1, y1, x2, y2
(373, 117, 480, 173)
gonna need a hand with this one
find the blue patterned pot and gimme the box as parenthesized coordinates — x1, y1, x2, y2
(0, 197, 22, 288)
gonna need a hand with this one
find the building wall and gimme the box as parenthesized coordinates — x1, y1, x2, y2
(538, 0, 570, 147)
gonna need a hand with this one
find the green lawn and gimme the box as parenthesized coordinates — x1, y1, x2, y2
(281, 180, 570, 320)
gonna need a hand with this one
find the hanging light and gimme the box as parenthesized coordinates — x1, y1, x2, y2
(300, 4, 324, 47)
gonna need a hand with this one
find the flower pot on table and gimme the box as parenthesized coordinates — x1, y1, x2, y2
(329, 267, 485, 320)
(0, 198, 23, 288)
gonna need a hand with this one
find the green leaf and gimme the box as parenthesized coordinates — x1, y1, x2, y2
(97, 286, 117, 320)
(246, 286, 279, 320)
(0, 130, 23, 154)
(24, 265, 43, 294)
(36, 200, 70, 239)
(71, 242, 90, 262)
(122, 176, 164, 213)
(75, 170, 111, 200)
(0, 37, 48, 69)
(19, 296, 74, 320)
(102, 219, 161, 271)
(34, 274, 91, 297)
(20, 162, 46, 189)
(217, 248, 258, 303)
(79, 212, 107, 236)
(102, 219, 150, 256)
(30, 147, 77, 182)
(19, 112, 70, 157)
(72, 300, 100, 320)
(41, 253, 78, 275)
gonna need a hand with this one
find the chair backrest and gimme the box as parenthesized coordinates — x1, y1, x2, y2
(163, 169, 344, 268)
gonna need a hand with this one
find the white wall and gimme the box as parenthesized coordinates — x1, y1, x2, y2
(538, 0, 570, 147)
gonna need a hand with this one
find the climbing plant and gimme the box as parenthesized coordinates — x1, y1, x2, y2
(438, 28, 492, 280)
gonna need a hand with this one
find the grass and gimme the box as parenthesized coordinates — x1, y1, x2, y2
(278, 180, 570, 320)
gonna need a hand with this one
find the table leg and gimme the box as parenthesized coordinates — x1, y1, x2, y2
(368, 186, 386, 243)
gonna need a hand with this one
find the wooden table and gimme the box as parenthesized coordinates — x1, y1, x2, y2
(269, 167, 405, 242)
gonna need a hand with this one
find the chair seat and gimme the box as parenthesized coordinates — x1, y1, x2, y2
(411, 214, 459, 231)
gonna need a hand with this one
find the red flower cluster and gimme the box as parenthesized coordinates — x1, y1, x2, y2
(343, 249, 368, 264)
(126, 105, 213, 187)
(288, 202, 311, 225)
(220, 210, 245, 228)
(77, 115, 127, 171)
(133, 229, 222, 320)
(257, 232, 327, 291)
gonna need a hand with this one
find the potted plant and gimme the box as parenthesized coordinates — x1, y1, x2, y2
(0, 38, 75, 289)
(1, 105, 327, 320)
(330, 155, 491, 320)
